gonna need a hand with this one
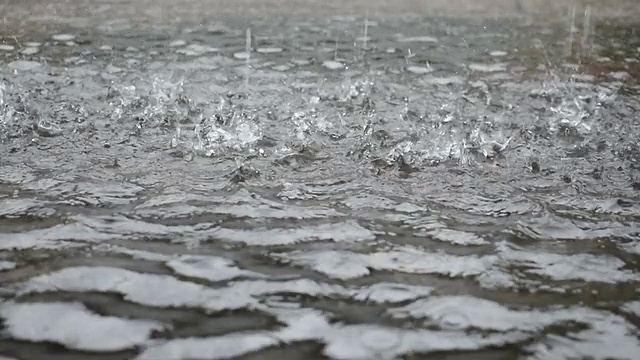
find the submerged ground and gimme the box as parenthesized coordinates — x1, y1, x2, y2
(1, 1, 640, 359)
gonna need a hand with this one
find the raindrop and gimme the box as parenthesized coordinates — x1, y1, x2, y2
(36, 120, 63, 137)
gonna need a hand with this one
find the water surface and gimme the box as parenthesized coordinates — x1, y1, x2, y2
(1, 8, 640, 360)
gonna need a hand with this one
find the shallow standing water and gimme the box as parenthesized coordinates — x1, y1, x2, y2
(1, 3, 640, 359)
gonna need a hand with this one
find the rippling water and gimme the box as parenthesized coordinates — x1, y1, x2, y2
(1, 10, 640, 360)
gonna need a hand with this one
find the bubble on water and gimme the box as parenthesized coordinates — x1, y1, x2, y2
(36, 119, 63, 137)
(548, 98, 593, 136)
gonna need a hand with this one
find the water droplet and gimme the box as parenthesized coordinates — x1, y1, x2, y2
(36, 120, 63, 137)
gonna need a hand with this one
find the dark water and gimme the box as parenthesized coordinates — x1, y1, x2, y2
(1, 12, 640, 360)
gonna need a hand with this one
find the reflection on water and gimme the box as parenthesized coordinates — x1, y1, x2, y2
(1, 10, 640, 360)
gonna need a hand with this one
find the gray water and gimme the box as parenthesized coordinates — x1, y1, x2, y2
(1, 11, 640, 360)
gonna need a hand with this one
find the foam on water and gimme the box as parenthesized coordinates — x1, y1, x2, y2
(0, 302, 162, 352)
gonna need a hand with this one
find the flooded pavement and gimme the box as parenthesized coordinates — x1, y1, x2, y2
(1, 2, 640, 359)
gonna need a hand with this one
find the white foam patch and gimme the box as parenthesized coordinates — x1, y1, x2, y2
(366, 248, 494, 277)
(406, 65, 433, 74)
(523, 310, 640, 360)
(320, 324, 524, 360)
(52, 34, 76, 41)
(422, 75, 466, 85)
(167, 255, 266, 282)
(390, 295, 550, 331)
(202, 203, 343, 219)
(2, 222, 115, 246)
(209, 221, 376, 246)
(0, 261, 17, 271)
(276, 248, 495, 280)
(390, 295, 640, 359)
(136, 332, 279, 360)
(496, 244, 639, 284)
(0, 232, 82, 250)
(229, 278, 349, 298)
(323, 60, 344, 70)
(621, 301, 640, 316)
(176, 44, 220, 56)
(341, 194, 425, 213)
(97, 244, 173, 262)
(277, 241, 637, 290)
(0, 302, 162, 352)
(19, 267, 256, 311)
(490, 50, 507, 57)
(427, 228, 488, 245)
(138, 306, 526, 360)
(398, 36, 438, 43)
(79, 215, 372, 246)
(468, 63, 507, 73)
(274, 250, 371, 280)
(94, 245, 267, 282)
(352, 283, 433, 303)
(620, 241, 640, 256)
